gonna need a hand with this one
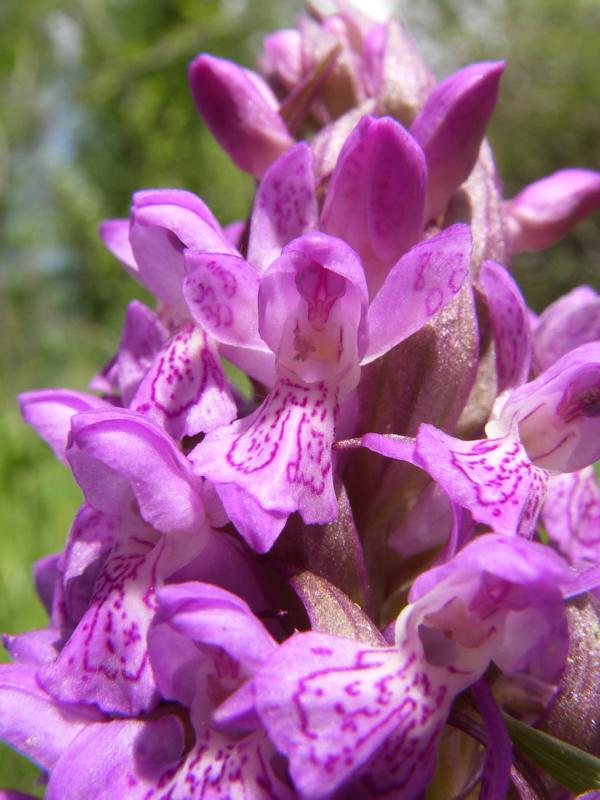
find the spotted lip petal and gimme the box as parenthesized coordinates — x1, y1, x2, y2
(415, 424, 548, 538)
(130, 323, 236, 438)
(189, 379, 339, 552)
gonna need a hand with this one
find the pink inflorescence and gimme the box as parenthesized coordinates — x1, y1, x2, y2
(4, 2, 600, 798)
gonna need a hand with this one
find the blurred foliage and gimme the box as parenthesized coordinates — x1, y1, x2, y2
(0, 0, 598, 793)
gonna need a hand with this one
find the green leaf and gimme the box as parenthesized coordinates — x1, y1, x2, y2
(503, 712, 600, 794)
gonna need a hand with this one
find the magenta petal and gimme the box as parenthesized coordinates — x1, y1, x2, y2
(542, 468, 600, 566)
(39, 534, 161, 716)
(0, 663, 98, 770)
(190, 379, 339, 552)
(149, 582, 276, 710)
(533, 285, 600, 371)
(183, 251, 264, 350)
(130, 324, 236, 438)
(321, 114, 427, 295)
(248, 143, 319, 272)
(117, 300, 169, 406)
(253, 632, 447, 799)
(145, 728, 294, 800)
(67, 409, 206, 534)
(415, 425, 548, 537)
(505, 168, 600, 252)
(479, 260, 532, 392)
(46, 716, 185, 800)
(364, 224, 472, 364)
(497, 342, 600, 473)
(189, 54, 293, 178)
(19, 389, 109, 464)
(411, 61, 505, 221)
(98, 218, 138, 278)
(129, 190, 233, 307)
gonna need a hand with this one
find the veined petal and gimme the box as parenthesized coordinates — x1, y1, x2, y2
(494, 342, 600, 473)
(542, 467, 600, 566)
(39, 533, 161, 715)
(364, 225, 472, 364)
(504, 168, 600, 253)
(189, 54, 294, 178)
(479, 260, 532, 392)
(321, 114, 427, 296)
(411, 61, 505, 221)
(149, 582, 276, 712)
(248, 143, 319, 272)
(19, 388, 109, 464)
(415, 425, 548, 537)
(130, 323, 236, 438)
(117, 300, 169, 406)
(67, 409, 206, 535)
(190, 379, 339, 552)
(533, 285, 600, 371)
(183, 252, 264, 350)
(252, 632, 450, 799)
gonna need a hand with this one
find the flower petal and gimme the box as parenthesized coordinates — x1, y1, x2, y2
(542, 467, 600, 566)
(253, 632, 449, 799)
(98, 218, 138, 277)
(189, 54, 293, 178)
(479, 260, 532, 392)
(321, 114, 427, 295)
(183, 252, 264, 349)
(415, 425, 547, 537)
(248, 142, 318, 272)
(364, 224, 472, 364)
(533, 285, 600, 372)
(505, 169, 600, 253)
(67, 409, 206, 535)
(18, 389, 109, 464)
(130, 324, 236, 438)
(411, 61, 505, 221)
(190, 379, 339, 552)
(0, 663, 98, 770)
(116, 300, 169, 406)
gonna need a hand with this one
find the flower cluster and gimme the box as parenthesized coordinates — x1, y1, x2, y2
(3, 3, 600, 798)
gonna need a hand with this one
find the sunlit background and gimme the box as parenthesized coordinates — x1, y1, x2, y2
(1, 0, 599, 792)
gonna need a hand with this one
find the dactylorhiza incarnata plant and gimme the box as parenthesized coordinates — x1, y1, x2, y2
(4, 3, 600, 798)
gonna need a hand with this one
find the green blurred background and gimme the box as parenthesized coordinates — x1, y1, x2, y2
(0, 0, 598, 793)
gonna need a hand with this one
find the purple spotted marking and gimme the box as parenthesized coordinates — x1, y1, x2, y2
(450, 438, 533, 513)
(143, 730, 290, 800)
(187, 259, 237, 330)
(39, 535, 163, 715)
(227, 379, 335, 497)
